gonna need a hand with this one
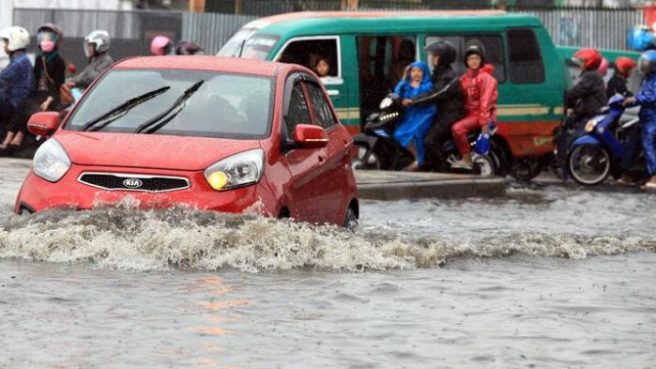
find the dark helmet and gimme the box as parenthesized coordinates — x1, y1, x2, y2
(175, 40, 204, 55)
(464, 44, 486, 66)
(424, 40, 456, 66)
(37, 23, 64, 47)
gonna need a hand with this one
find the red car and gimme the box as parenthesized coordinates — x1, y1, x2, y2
(15, 56, 359, 227)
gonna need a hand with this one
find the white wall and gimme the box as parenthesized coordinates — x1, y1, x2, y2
(15, 0, 133, 10)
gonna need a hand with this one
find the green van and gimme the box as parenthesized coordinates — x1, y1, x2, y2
(219, 11, 570, 171)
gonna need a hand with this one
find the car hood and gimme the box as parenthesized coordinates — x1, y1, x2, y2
(54, 130, 262, 171)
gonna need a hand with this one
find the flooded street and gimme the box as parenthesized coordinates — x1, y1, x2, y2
(1, 160, 655, 368)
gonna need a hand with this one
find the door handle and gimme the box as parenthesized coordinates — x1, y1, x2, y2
(318, 155, 325, 163)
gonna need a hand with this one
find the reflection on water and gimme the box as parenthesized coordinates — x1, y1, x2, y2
(1, 177, 655, 368)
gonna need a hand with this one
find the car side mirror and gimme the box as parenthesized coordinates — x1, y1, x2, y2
(28, 112, 62, 136)
(292, 124, 328, 149)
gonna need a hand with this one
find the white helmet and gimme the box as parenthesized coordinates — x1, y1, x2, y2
(84, 30, 110, 57)
(0, 26, 30, 52)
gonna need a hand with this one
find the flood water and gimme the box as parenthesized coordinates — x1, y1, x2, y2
(1, 160, 655, 368)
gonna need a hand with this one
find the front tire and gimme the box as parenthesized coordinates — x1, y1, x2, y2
(568, 144, 611, 186)
(343, 207, 358, 231)
(510, 157, 543, 182)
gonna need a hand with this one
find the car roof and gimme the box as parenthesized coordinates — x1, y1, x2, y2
(244, 10, 542, 35)
(114, 56, 287, 76)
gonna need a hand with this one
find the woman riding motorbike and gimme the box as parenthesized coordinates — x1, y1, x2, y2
(67, 30, 113, 90)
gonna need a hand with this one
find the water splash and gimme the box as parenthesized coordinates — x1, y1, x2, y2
(1, 207, 653, 272)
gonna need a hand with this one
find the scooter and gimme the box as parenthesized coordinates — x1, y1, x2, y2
(352, 94, 499, 175)
(567, 95, 646, 186)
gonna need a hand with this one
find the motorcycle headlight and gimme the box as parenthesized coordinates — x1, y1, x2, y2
(584, 119, 598, 133)
(33, 139, 71, 182)
(204, 148, 264, 191)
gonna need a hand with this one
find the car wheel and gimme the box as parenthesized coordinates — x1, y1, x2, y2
(510, 157, 543, 182)
(568, 144, 611, 186)
(343, 207, 358, 231)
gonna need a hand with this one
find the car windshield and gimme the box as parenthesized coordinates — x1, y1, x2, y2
(66, 69, 274, 139)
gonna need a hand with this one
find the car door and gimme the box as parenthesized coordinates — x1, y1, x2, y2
(304, 79, 352, 224)
(281, 74, 329, 224)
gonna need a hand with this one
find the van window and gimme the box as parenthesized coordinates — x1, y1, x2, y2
(277, 38, 340, 78)
(425, 35, 506, 82)
(305, 83, 338, 129)
(507, 29, 545, 84)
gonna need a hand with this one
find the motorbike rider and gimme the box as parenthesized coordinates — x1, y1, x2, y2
(393, 61, 437, 171)
(0, 27, 34, 152)
(607, 57, 637, 99)
(150, 35, 172, 56)
(449, 44, 498, 169)
(1, 24, 67, 153)
(404, 40, 464, 171)
(67, 30, 113, 90)
(623, 50, 656, 190)
(557, 48, 606, 168)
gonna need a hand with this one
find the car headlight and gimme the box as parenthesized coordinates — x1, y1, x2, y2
(584, 119, 598, 132)
(33, 138, 71, 182)
(204, 148, 264, 191)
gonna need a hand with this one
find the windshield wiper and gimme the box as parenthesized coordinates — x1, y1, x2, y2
(80, 86, 171, 132)
(134, 80, 205, 134)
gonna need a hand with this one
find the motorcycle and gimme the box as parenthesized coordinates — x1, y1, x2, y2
(352, 94, 500, 176)
(567, 95, 646, 186)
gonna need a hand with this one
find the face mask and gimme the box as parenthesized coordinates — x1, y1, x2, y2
(40, 40, 55, 53)
(84, 42, 94, 58)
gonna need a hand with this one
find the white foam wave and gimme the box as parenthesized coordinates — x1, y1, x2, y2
(0, 208, 654, 272)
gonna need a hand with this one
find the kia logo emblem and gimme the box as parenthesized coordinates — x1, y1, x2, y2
(122, 178, 143, 189)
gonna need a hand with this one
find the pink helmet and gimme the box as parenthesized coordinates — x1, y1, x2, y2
(597, 57, 609, 76)
(150, 35, 171, 56)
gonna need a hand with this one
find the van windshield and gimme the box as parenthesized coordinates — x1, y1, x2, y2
(219, 33, 279, 60)
(217, 28, 257, 57)
(66, 69, 273, 139)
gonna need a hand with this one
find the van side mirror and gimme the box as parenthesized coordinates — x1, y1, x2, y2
(292, 124, 328, 149)
(28, 112, 62, 136)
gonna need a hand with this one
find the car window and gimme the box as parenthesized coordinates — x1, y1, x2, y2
(277, 38, 340, 78)
(425, 34, 506, 83)
(285, 82, 311, 137)
(507, 28, 545, 84)
(66, 70, 273, 139)
(305, 82, 337, 129)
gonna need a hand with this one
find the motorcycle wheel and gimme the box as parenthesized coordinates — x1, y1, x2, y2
(567, 144, 611, 186)
(473, 154, 495, 177)
(510, 157, 543, 182)
(351, 142, 381, 170)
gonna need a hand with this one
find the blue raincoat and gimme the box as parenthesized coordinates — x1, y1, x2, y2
(393, 61, 437, 166)
(635, 72, 656, 175)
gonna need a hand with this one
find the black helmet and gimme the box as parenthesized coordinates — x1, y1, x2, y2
(175, 40, 204, 55)
(464, 44, 486, 66)
(425, 40, 456, 66)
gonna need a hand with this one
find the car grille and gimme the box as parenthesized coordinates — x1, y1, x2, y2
(78, 173, 190, 192)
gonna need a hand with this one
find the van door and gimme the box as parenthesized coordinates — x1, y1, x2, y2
(503, 27, 561, 157)
(356, 35, 417, 128)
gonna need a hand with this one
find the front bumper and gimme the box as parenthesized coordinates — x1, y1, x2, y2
(15, 164, 262, 215)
